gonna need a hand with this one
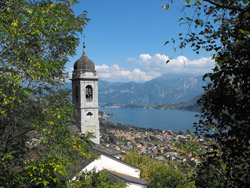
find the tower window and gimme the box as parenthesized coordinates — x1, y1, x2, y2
(86, 85, 93, 101)
(87, 112, 93, 116)
(87, 112, 93, 119)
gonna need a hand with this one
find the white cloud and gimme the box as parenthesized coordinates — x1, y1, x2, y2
(67, 53, 215, 83)
(65, 67, 73, 82)
(96, 64, 159, 82)
(96, 64, 109, 71)
(139, 54, 152, 62)
(127, 57, 136, 61)
(136, 53, 214, 75)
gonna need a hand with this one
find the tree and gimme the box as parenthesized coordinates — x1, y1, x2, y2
(124, 152, 195, 188)
(150, 165, 194, 188)
(70, 169, 127, 188)
(173, 130, 205, 174)
(0, 0, 92, 187)
(164, 0, 250, 187)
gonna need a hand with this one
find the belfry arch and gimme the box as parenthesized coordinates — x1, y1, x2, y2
(86, 85, 93, 100)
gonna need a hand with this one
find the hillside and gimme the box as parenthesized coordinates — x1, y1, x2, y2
(120, 95, 201, 112)
(155, 95, 201, 112)
(66, 73, 207, 106)
(99, 73, 206, 105)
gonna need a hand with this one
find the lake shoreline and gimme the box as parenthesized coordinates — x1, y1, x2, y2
(100, 107, 199, 133)
(101, 102, 200, 112)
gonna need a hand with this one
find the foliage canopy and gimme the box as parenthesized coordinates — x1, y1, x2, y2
(164, 0, 250, 187)
(70, 169, 127, 188)
(0, 0, 92, 187)
(124, 152, 195, 188)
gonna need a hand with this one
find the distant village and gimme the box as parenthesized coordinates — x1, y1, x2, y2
(99, 112, 205, 165)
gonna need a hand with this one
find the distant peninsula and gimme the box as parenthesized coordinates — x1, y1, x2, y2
(102, 95, 201, 112)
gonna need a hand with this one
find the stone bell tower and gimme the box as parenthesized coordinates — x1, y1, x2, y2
(72, 41, 100, 144)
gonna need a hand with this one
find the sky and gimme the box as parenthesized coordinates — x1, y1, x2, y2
(66, 0, 215, 82)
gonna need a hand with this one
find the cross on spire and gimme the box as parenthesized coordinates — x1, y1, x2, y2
(83, 35, 86, 55)
(83, 35, 86, 48)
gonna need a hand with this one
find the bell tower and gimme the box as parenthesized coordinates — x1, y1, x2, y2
(72, 41, 100, 144)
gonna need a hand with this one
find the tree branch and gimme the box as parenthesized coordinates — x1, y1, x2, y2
(239, 5, 250, 24)
(0, 42, 15, 57)
(203, 0, 241, 11)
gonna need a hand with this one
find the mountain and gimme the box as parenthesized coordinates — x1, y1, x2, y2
(155, 95, 202, 112)
(65, 73, 207, 106)
(99, 73, 207, 105)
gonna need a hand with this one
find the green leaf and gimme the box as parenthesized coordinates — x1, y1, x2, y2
(42, 181, 49, 186)
(162, 4, 169, 10)
(164, 41, 169, 45)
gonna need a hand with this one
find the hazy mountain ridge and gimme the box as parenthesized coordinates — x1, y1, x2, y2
(155, 95, 201, 112)
(98, 73, 206, 105)
(106, 95, 201, 112)
(66, 73, 207, 106)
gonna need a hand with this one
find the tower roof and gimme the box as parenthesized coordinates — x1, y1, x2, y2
(73, 42, 95, 72)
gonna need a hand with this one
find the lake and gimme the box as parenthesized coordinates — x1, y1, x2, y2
(100, 108, 200, 133)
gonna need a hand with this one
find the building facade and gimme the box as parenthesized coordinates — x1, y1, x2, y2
(72, 43, 100, 144)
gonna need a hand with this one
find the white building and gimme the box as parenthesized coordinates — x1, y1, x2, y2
(72, 42, 148, 188)
(72, 42, 100, 144)
(79, 145, 149, 188)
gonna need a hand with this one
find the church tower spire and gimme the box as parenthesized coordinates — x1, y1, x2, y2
(72, 38, 100, 144)
(83, 35, 86, 55)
